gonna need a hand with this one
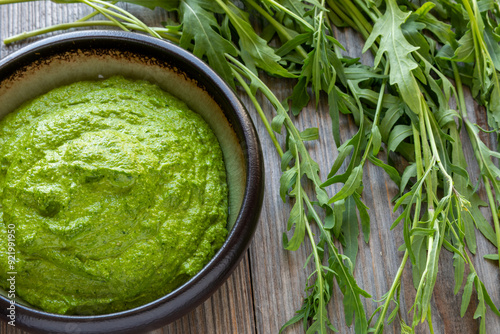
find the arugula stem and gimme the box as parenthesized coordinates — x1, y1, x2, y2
(412, 217, 435, 328)
(326, 0, 367, 39)
(418, 104, 436, 208)
(228, 56, 302, 144)
(3, 20, 180, 44)
(351, 0, 381, 21)
(411, 124, 425, 230)
(329, 0, 381, 64)
(428, 307, 435, 334)
(76, 1, 114, 22)
(461, 0, 482, 65)
(245, 0, 308, 59)
(261, 0, 314, 31)
(373, 123, 427, 332)
(304, 212, 328, 334)
(410, 106, 458, 328)
(360, 64, 389, 166)
(325, 0, 358, 31)
(229, 53, 357, 333)
(86, 0, 161, 38)
(483, 178, 500, 265)
(0, 0, 32, 3)
(335, 0, 374, 35)
(231, 68, 284, 157)
(412, 109, 435, 328)
(81, 0, 129, 32)
(413, 124, 425, 184)
(1, 0, 179, 44)
(452, 62, 500, 267)
(373, 251, 409, 334)
(423, 106, 454, 198)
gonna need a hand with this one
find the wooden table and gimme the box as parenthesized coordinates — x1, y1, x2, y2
(1, 2, 499, 334)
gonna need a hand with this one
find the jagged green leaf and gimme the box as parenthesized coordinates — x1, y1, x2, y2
(363, 0, 422, 114)
(179, 0, 238, 85)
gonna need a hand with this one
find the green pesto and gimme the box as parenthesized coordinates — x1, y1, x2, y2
(0, 76, 228, 315)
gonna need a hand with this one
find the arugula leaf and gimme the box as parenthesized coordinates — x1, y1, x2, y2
(453, 31, 475, 62)
(217, 0, 294, 78)
(363, 0, 422, 114)
(341, 195, 359, 266)
(178, 0, 238, 86)
(388, 125, 412, 152)
(328, 165, 363, 204)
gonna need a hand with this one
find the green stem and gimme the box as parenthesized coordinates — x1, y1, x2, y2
(245, 0, 308, 59)
(325, 0, 360, 34)
(335, 0, 374, 35)
(231, 63, 330, 330)
(261, 0, 314, 31)
(228, 58, 365, 324)
(87, 0, 161, 38)
(418, 101, 436, 208)
(412, 106, 437, 329)
(234, 60, 331, 328)
(413, 123, 425, 183)
(328, 0, 381, 59)
(76, 1, 116, 22)
(411, 106, 457, 328)
(313, 0, 327, 63)
(428, 307, 435, 334)
(462, 0, 500, 113)
(484, 178, 500, 265)
(373, 123, 425, 333)
(352, 0, 381, 20)
(228, 55, 304, 153)
(3, 21, 180, 44)
(0, 0, 33, 3)
(373, 252, 408, 334)
(462, 0, 484, 62)
(81, 0, 130, 32)
(452, 62, 500, 267)
(360, 63, 389, 166)
(231, 68, 284, 157)
(423, 106, 454, 198)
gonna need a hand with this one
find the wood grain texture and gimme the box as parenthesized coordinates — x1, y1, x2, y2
(0, 3, 499, 334)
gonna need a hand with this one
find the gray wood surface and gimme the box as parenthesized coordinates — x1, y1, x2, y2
(0, 2, 499, 334)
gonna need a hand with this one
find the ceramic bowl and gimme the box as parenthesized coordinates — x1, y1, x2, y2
(0, 30, 263, 333)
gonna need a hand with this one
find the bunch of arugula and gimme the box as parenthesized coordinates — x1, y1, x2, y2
(1, 0, 499, 333)
(326, 0, 500, 332)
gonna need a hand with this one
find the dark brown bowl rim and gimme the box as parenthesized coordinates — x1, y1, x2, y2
(0, 30, 264, 334)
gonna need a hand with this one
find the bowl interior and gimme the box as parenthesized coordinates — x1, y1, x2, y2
(0, 33, 249, 315)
